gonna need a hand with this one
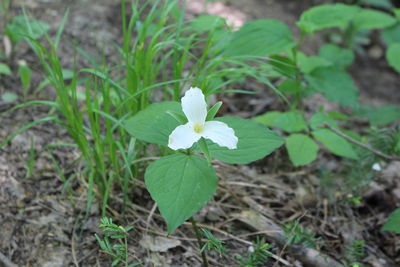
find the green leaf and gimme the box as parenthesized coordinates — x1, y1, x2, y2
(1, 92, 18, 103)
(318, 44, 354, 68)
(313, 129, 358, 159)
(297, 53, 331, 73)
(145, 154, 217, 232)
(355, 104, 400, 126)
(285, 134, 319, 166)
(0, 63, 12, 75)
(6, 15, 50, 43)
(310, 112, 339, 130)
(297, 4, 360, 33)
(382, 208, 400, 234)
(206, 117, 284, 164)
(254, 111, 308, 133)
(222, 20, 296, 56)
(382, 23, 400, 45)
(386, 42, 400, 73)
(278, 80, 301, 95)
(18, 62, 32, 92)
(189, 15, 226, 32)
(124, 102, 182, 146)
(353, 9, 396, 30)
(305, 67, 358, 107)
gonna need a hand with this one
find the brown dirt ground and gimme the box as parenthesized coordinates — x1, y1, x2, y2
(1, 0, 399, 266)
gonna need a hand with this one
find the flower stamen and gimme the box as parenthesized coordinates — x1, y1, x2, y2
(193, 123, 204, 133)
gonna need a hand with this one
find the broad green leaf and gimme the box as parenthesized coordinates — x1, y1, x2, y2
(0, 63, 12, 75)
(6, 15, 50, 43)
(394, 9, 400, 20)
(353, 9, 396, 30)
(310, 112, 339, 130)
(355, 105, 400, 126)
(189, 15, 226, 32)
(278, 80, 301, 95)
(386, 43, 400, 73)
(206, 117, 284, 164)
(1, 92, 18, 103)
(313, 128, 358, 159)
(124, 102, 182, 146)
(253, 111, 282, 126)
(285, 134, 319, 166)
(382, 208, 400, 234)
(254, 111, 308, 133)
(305, 67, 358, 107)
(222, 20, 296, 56)
(382, 23, 400, 45)
(297, 4, 360, 33)
(297, 53, 331, 73)
(145, 154, 217, 232)
(319, 44, 354, 68)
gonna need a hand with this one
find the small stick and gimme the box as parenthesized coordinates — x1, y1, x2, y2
(190, 217, 209, 267)
(323, 123, 400, 161)
(0, 250, 17, 267)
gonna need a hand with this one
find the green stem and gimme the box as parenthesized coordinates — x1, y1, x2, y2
(190, 217, 209, 267)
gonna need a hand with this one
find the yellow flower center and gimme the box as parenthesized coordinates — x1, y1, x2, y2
(193, 123, 204, 134)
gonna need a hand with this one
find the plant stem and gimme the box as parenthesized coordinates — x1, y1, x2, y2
(190, 217, 209, 267)
(323, 123, 400, 161)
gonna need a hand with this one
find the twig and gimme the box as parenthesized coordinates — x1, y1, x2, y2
(0, 250, 17, 267)
(190, 217, 209, 267)
(323, 123, 400, 161)
(234, 210, 343, 267)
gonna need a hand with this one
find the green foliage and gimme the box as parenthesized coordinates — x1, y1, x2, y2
(297, 4, 360, 33)
(386, 43, 400, 73)
(382, 208, 400, 234)
(0, 63, 12, 75)
(345, 240, 365, 265)
(201, 229, 226, 257)
(145, 154, 218, 232)
(205, 117, 284, 164)
(313, 129, 359, 159)
(235, 238, 272, 267)
(222, 20, 295, 56)
(6, 15, 50, 42)
(285, 134, 319, 166)
(382, 24, 400, 45)
(305, 67, 358, 107)
(318, 44, 354, 68)
(254, 111, 308, 133)
(284, 221, 323, 249)
(18, 61, 32, 98)
(124, 102, 182, 146)
(95, 217, 140, 267)
(353, 9, 396, 30)
(355, 105, 400, 126)
(1, 92, 18, 103)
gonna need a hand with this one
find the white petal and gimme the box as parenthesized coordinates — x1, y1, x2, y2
(181, 87, 207, 125)
(168, 123, 201, 150)
(201, 121, 238, 149)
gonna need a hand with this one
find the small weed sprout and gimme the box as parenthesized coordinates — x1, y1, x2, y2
(345, 240, 365, 266)
(95, 217, 140, 267)
(284, 221, 323, 249)
(200, 229, 226, 257)
(235, 237, 273, 267)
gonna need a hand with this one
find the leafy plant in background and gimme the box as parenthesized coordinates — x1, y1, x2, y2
(95, 217, 140, 267)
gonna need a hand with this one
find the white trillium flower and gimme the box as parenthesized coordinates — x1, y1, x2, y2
(168, 87, 238, 150)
